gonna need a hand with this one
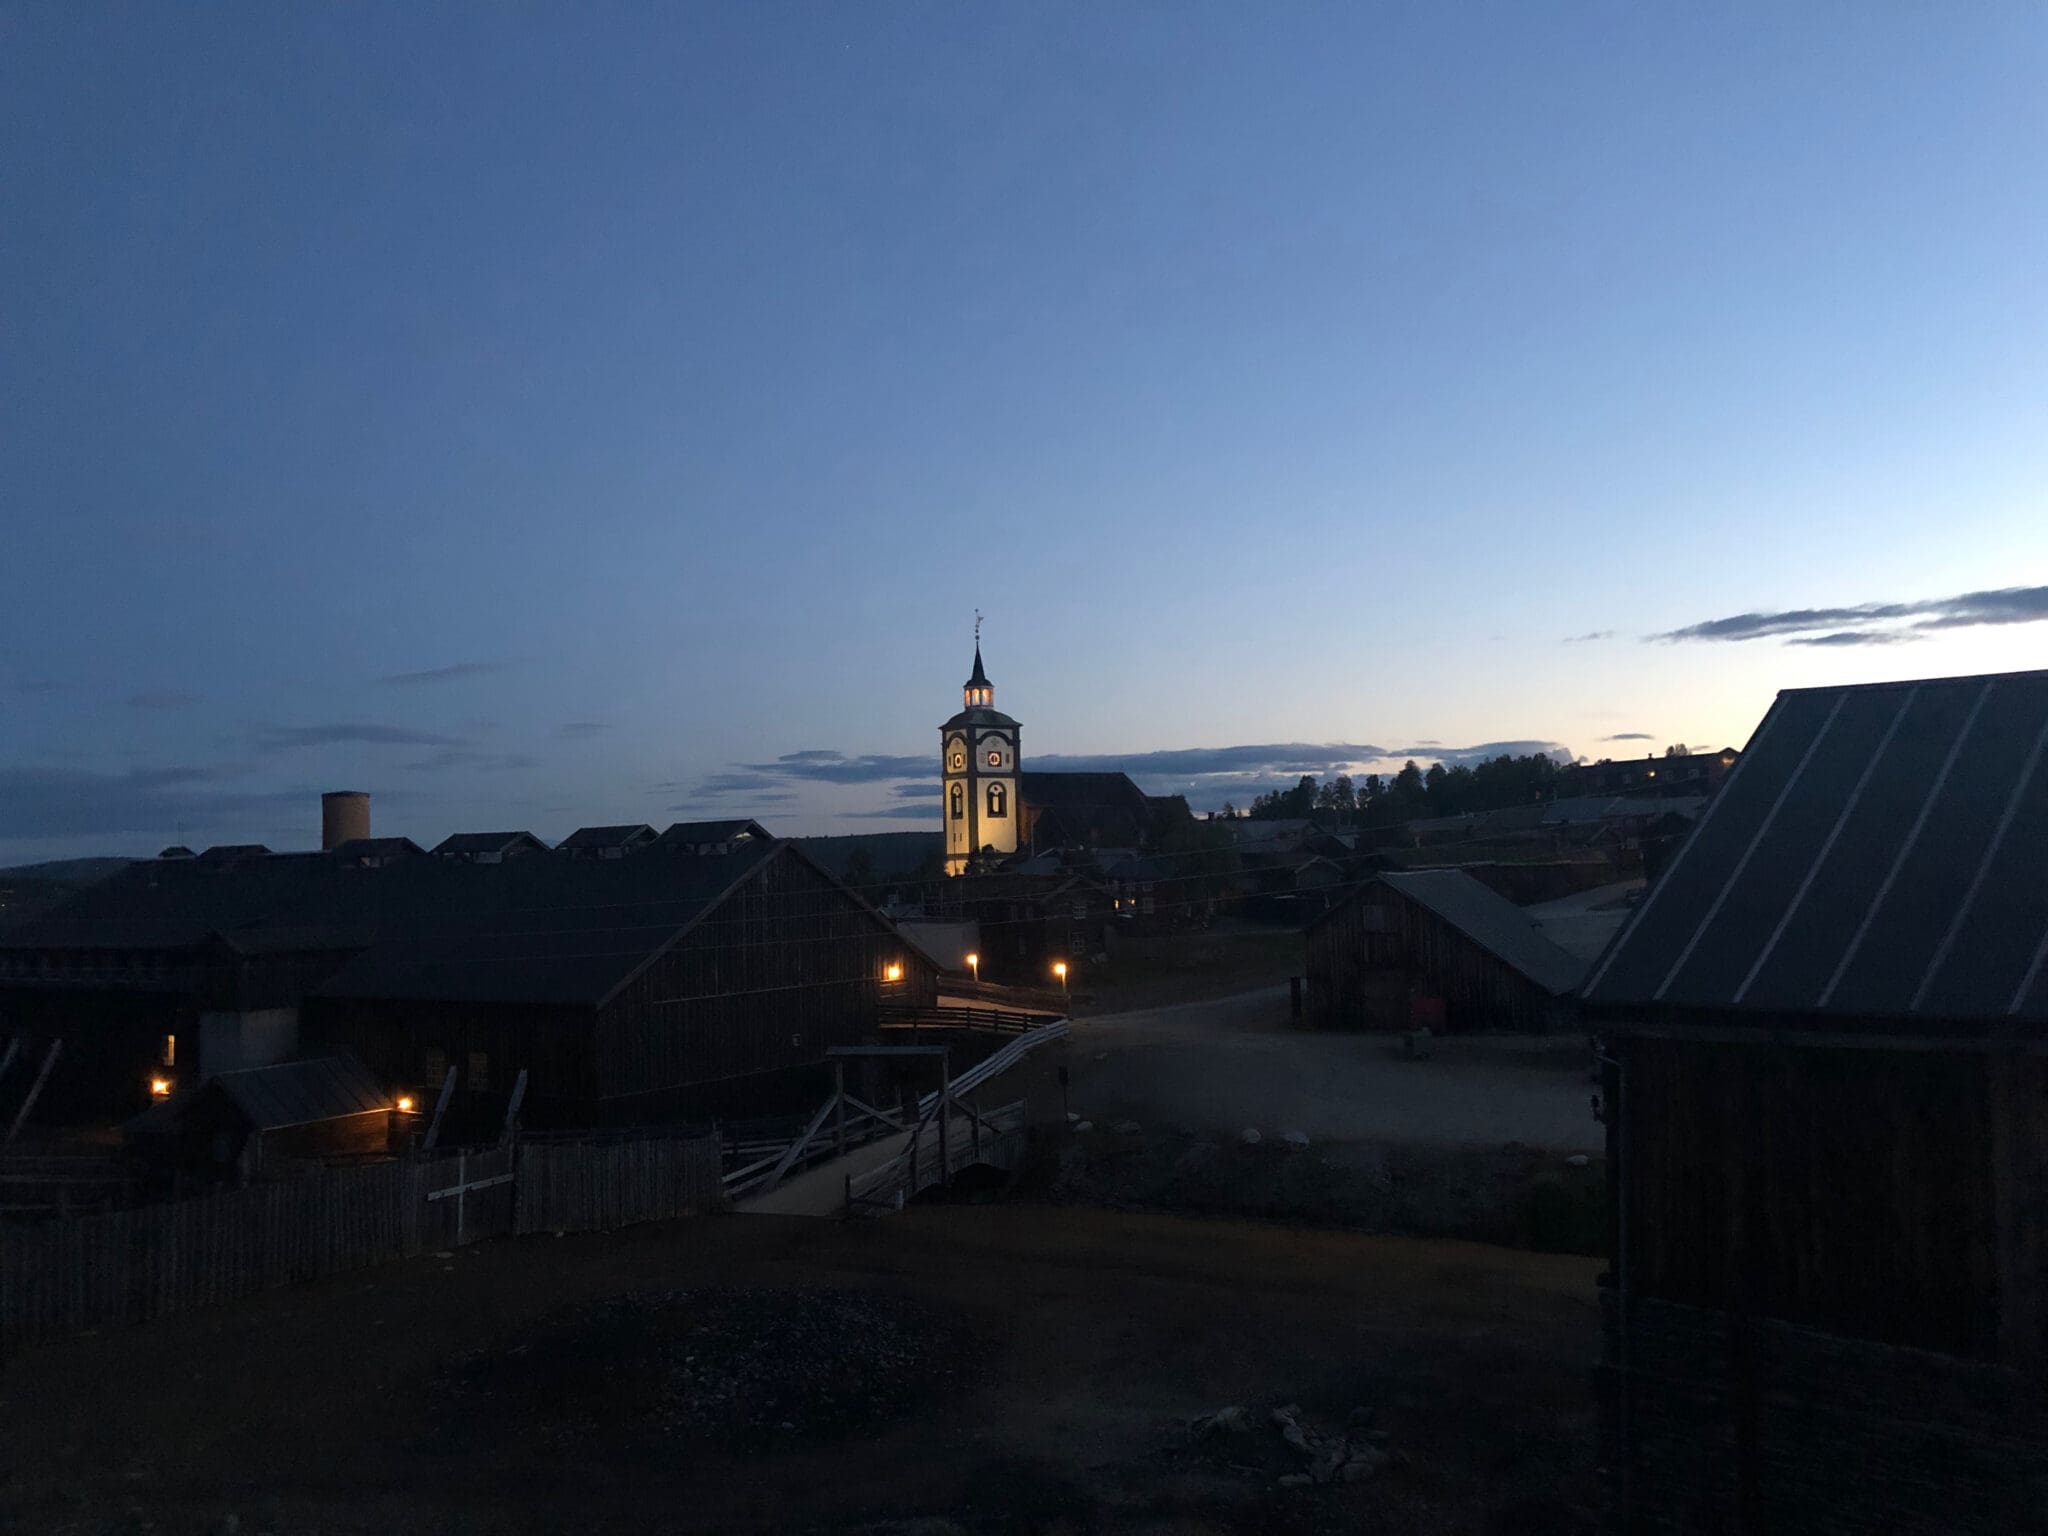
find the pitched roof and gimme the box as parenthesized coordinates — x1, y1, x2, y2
(966, 643, 990, 689)
(1582, 668, 2048, 1025)
(1333, 869, 1587, 995)
(208, 1054, 388, 1129)
(652, 819, 772, 848)
(6, 839, 787, 1007)
(432, 831, 550, 857)
(557, 824, 657, 851)
(1020, 771, 1146, 809)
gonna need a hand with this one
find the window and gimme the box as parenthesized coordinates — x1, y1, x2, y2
(987, 782, 1007, 818)
(950, 783, 965, 819)
(162, 1033, 176, 1067)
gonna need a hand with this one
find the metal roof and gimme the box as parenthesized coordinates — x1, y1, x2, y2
(431, 830, 551, 857)
(1354, 869, 1589, 995)
(209, 1054, 388, 1129)
(652, 819, 772, 848)
(1583, 668, 2048, 1024)
(556, 824, 657, 851)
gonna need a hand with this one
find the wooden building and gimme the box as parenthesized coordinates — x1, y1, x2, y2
(1581, 668, 2048, 1534)
(1304, 869, 1584, 1033)
(0, 834, 935, 1127)
(125, 1054, 397, 1182)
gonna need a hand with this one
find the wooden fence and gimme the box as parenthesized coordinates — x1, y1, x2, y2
(877, 1003, 1058, 1035)
(0, 1131, 720, 1351)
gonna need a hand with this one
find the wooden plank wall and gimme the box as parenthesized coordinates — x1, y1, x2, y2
(1621, 1036, 2002, 1357)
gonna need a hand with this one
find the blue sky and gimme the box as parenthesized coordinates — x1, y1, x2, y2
(4, 4, 2046, 863)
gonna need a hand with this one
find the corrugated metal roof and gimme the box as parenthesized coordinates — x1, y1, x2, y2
(431, 831, 550, 857)
(556, 824, 657, 851)
(210, 1054, 388, 1129)
(1374, 870, 1589, 995)
(1583, 668, 2048, 1023)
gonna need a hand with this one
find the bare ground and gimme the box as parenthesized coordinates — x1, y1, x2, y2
(0, 1206, 1602, 1536)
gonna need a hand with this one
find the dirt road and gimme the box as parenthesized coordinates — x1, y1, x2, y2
(0, 1206, 1602, 1535)
(1063, 987, 1600, 1151)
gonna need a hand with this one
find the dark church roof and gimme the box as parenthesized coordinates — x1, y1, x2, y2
(1583, 669, 2048, 1026)
(966, 644, 991, 689)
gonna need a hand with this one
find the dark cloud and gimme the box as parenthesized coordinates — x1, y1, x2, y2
(253, 723, 462, 751)
(127, 690, 202, 710)
(376, 661, 515, 687)
(664, 792, 798, 811)
(891, 783, 942, 800)
(842, 805, 938, 821)
(1653, 585, 2048, 645)
(1562, 631, 1614, 643)
(737, 753, 929, 785)
(551, 721, 611, 738)
(400, 748, 536, 773)
(0, 764, 304, 840)
(1602, 732, 1656, 741)
(692, 771, 790, 797)
(1785, 630, 1921, 648)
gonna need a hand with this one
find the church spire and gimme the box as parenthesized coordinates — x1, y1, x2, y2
(964, 612, 992, 706)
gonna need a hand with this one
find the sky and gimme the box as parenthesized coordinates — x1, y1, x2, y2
(4, 3, 2047, 865)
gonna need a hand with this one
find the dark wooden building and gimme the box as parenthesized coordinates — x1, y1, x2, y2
(0, 837, 935, 1127)
(126, 1053, 396, 1182)
(1304, 869, 1584, 1033)
(1582, 668, 2048, 1534)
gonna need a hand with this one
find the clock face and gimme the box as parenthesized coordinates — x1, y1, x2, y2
(949, 750, 965, 771)
(986, 749, 1003, 768)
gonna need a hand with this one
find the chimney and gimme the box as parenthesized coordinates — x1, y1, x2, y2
(321, 790, 371, 850)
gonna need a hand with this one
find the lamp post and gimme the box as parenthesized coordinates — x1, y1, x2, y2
(966, 951, 979, 983)
(1053, 960, 1068, 999)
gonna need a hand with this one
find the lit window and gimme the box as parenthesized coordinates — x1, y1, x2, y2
(162, 1033, 176, 1067)
(987, 783, 1007, 818)
(950, 784, 965, 820)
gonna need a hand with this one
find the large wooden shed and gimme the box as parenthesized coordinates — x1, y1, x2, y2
(1582, 667, 2048, 1534)
(1304, 869, 1585, 1033)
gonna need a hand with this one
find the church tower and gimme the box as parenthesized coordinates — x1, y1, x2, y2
(941, 622, 1020, 877)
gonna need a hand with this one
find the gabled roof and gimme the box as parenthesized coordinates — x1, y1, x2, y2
(556, 824, 657, 852)
(207, 1054, 388, 1129)
(432, 831, 551, 858)
(1319, 869, 1587, 996)
(330, 837, 424, 863)
(1583, 668, 2048, 1025)
(653, 819, 772, 849)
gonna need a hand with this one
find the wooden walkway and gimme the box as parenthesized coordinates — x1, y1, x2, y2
(737, 1099, 1028, 1218)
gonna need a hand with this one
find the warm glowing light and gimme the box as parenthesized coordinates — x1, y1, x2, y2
(396, 1095, 416, 1113)
(149, 1078, 171, 1098)
(885, 963, 903, 982)
(1053, 962, 1068, 979)
(965, 952, 979, 977)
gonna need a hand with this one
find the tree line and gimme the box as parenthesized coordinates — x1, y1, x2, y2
(1237, 751, 1566, 826)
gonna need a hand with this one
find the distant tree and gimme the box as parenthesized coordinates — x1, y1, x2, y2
(843, 848, 877, 891)
(1663, 742, 1691, 757)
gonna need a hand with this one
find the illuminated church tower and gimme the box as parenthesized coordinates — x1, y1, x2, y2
(941, 620, 1020, 877)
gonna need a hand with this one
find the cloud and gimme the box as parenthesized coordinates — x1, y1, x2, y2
(1562, 631, 1614, 643)
(253, 723, 462, 751)
(842, 805, 939, 821)
(1785, 630, 1921, 648)
(1653, 585, 2048, 645)
(127, 690, 202, 710)
(551, 722, 611, 739)
(737, 753, 930, 785)
(0, 764, 305, 840)
(692, 771, 791, 797)
(890, 783, 942, 800)
(376, 661, 514, 687)
(665, 792, 798, 811)
(400, 748, 536, 773)
(1602, 732, 1655, 741)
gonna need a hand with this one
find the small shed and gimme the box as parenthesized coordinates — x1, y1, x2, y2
(1305, 869, 1584, 1033)
(129, 1054, 396, 1181)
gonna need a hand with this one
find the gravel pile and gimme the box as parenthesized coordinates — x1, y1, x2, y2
(434, 1286, 971, 1452)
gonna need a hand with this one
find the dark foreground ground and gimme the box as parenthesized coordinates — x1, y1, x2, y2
(0, 1206, 1601, 1536)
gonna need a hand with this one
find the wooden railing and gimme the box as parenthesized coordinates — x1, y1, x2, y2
(845, 1099, 1028, 1215)
(940, 977, 1069, 1011)
(877, 1002, 1058, 1035)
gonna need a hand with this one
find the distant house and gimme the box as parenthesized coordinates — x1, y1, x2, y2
(555, 824, 658, 860)
(0, 829, 936, 1126)
(1305, 869, 1585, 1033)
(1582, 668, 2048, 1534)
(1557, 747, 1738, 799)
(651, 819, 772, 857)
(431, 831, 552, 864)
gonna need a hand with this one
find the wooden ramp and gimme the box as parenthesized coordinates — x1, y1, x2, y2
(845, 1099, 1027, 1216)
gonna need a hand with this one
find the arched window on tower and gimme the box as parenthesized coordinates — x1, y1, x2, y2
(949, 784, 965, 820)
(987, 782, 1007, 818)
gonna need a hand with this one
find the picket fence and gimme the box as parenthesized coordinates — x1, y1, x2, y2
(0, 1132, 720, 1350)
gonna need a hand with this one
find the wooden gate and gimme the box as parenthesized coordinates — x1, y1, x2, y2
(414, 1146, 515, 1249)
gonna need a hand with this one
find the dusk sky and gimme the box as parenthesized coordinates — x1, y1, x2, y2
(5, 5, 2047, 865)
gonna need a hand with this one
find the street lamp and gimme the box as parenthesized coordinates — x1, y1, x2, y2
(1053, 960, 1068, 997)
(885, 962, 903, 983)
(966, 952, 980, 982)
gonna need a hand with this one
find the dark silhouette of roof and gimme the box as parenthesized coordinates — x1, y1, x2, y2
(556, 824, 658, 852)
(1333, 869, 1587, 995)
(1583, 668, 2048, 1024)
(966, 643, 991, 689)
(207, 1054, 388, 1129)
(432, 831, 551, 859)
(652, 819, 772, 850)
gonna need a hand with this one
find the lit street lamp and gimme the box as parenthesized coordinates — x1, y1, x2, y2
(966, 951, 980, 983)
(1053, 960, 1068, 997)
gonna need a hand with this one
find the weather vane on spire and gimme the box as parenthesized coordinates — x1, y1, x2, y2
(974, 609, 983, 646)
